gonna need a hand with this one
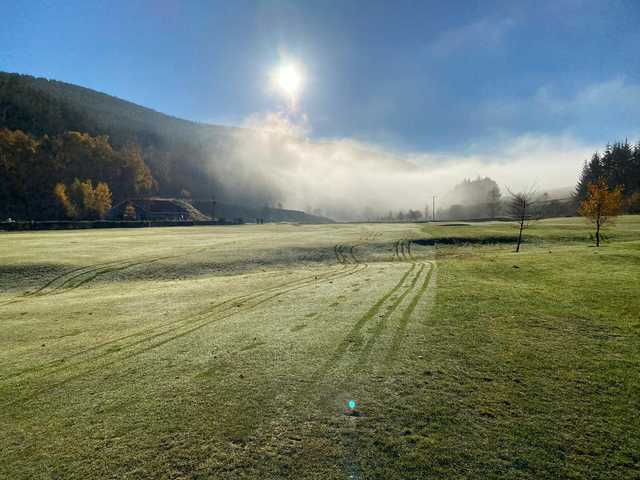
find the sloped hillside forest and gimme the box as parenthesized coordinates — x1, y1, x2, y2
(1, 71, 640, 221)
(0, 72, 274, 220)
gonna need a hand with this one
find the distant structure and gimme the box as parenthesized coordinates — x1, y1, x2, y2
(107, 198, 210, 221)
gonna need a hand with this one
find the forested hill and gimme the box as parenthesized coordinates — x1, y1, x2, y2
(0, 71, 237, 147)
(0, 71, 301, 221)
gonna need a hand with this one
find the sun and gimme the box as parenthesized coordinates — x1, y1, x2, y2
(271, 62, 304, 106)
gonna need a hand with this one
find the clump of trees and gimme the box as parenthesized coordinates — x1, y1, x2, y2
(578, 179, 624, 246)
(0, 128, 155, 220)
(54, 179, 112, 219)
(442, 177, 503, 219)
(378, 209, 423, 222)
(576, 141, 640, 212)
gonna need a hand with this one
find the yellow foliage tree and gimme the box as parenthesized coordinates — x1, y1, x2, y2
(53, 179, 112, 220)
(53, 182, 78, 219)
(578, 178, 623, 246)
(93, 182, 113, 219)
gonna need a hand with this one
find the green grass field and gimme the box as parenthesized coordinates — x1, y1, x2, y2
(1, 217, 639, 479)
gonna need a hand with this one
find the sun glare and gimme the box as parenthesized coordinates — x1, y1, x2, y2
(271, 62, 304, 106)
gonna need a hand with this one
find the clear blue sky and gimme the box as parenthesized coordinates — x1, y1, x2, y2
(2, 0, 640, 153)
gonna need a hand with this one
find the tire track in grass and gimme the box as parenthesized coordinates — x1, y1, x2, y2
(2, 263, 363, 382)
(1, 241, 247, 307)
(311, 263, 416, 382)
(400, 239, 413, 261)
(393, 241, 401, 261)
(406, 240, 414, 260)
(37, 257, 169, 297)
(356, 263, 425, 366)
(0, 244, 224, 307)
(334, 244, 350, 264)
(335, 243, 364, 264)
(280, 261, 420, 480)
(349, 245, 359, 263)
(0, 260, 135, 307)
(0, 291, 254, 382)
(384, 261, 435, 368)
(0, 264, 362, 404)
(315, 260, 431, 480)
(0, 265, 369, 408)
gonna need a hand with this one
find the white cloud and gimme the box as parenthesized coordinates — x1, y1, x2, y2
(487, 77, 640, 120)
(473, 77, 640, 147)
(542, 77, 640, 113)
(427, 17, 516, 57)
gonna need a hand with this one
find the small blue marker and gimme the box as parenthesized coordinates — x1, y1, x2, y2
(348, 400, 357, 410)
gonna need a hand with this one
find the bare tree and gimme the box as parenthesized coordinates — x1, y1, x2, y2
(506, 188, 536, 253)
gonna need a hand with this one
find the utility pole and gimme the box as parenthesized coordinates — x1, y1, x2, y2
(432, 196, 437, 221)
(211, 196, 216, 220)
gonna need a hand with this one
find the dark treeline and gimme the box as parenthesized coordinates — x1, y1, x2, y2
(576, 141, 640, 212)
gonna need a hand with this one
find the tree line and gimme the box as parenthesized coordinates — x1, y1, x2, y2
(0, 71, 275, 208)
(575, 141, 640, 212)
(0, 129, 155, 220)
(432, 142, 640, 223)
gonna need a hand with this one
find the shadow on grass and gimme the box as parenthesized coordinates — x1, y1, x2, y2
(412, 236, 521, 246)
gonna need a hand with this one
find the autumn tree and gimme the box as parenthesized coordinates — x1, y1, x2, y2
(0, 129, 39, 218)
(93, 182, 113, 219)
(0, 128, 154, 220)
(54, 178, 112, 220)
(53, 182, 77, 218)
(507, 188, 536, 253)
(578, 179, 623, 247)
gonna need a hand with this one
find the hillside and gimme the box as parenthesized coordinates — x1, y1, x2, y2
(0, 71, 235, 148)
(0, 71, 232, 199)
(0, 71, 329, 223)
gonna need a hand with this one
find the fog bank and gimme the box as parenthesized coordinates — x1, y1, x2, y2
(209, 112, 593, 220)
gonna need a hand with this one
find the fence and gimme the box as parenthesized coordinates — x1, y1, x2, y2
(0, 219, 242, 232)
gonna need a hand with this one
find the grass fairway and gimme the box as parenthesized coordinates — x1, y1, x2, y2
(1, 218, 639, 479)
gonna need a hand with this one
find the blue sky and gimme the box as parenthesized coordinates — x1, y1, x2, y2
(2, 0, 640, 155)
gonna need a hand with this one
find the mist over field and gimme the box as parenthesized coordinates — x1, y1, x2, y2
(214, 111, 592, 219)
